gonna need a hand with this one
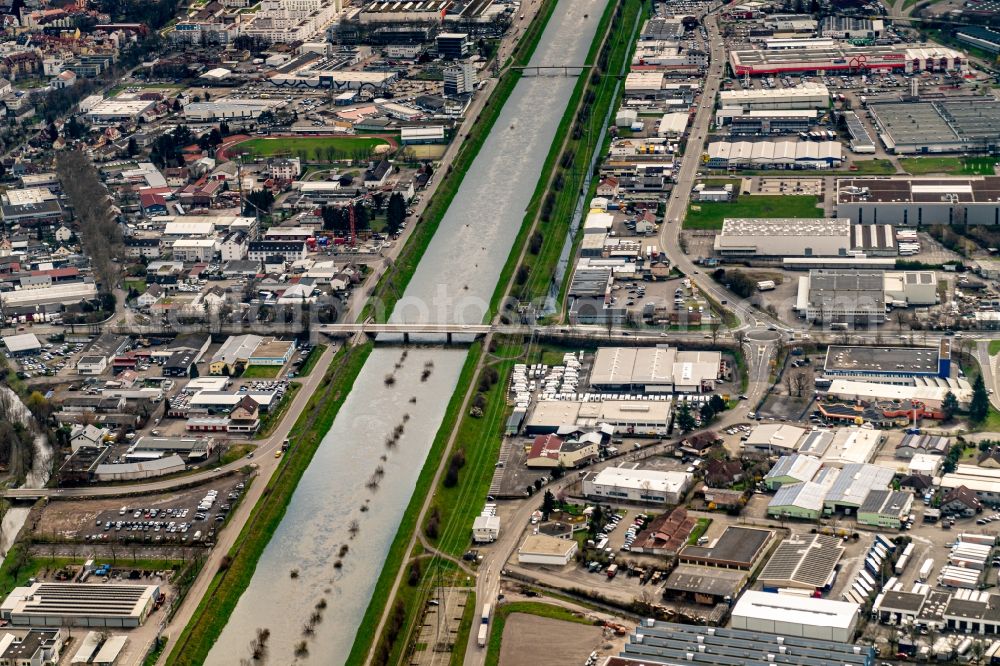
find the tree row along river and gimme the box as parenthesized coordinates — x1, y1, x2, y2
(207, 2, 607, 662)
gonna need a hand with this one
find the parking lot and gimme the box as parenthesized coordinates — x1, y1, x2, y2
(35, 475, 249, 545)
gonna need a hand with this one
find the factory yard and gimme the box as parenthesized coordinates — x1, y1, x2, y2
(498, 614, 606, 666)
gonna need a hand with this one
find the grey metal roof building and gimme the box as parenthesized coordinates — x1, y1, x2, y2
(677, 526, 773, 570)
(825, 463, 895, 510)
(823, 343, 949, 381)
(605, 621, 874, 666)
(868, 99, 1000, 154)
(758, 533, 845, 590)
(1, 583, 159, 628)
(800, 269, 885, 323)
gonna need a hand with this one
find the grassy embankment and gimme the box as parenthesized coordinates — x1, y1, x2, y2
(346, 343, 483, 665)
(683, 195, 822, 230)
(492, 0, 644, 321)
(295, 344, 327, 377)
(254, 382, 301, 438)
(360, 0, 558, 324)
(164, 343, 372, 665)
(485, 602, 594, 666)
(989, 340, 1000, 356)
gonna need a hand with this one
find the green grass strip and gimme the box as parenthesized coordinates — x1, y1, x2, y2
(165, 343, 372, 665)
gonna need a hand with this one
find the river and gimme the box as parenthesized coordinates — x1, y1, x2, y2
(206, 1, 607, 662)
(0, 386, 53, 559)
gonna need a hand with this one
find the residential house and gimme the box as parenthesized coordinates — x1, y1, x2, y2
(125, 237, 161, 259)
(596, 176, 620, 198)
(247, 241, 307, 263)
(704, 459, 743, 488)
(70, 424, 107, 452)
(228, 395, 260, 434)
(979, 447, 1000, 469)
(136, 285, 164, 309)
(941, 485, 982, 517)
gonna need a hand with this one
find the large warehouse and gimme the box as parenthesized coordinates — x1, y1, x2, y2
(590, 347, 722, 393)
(868, 98, 1000, 154)
(796, 269, 886, 323)
(837, 177, 1000, 226)
(729, 44, 962, 76)
(1, 583, 159, 628)
(611, 622, 873, 666)
(730, 590, 861, 642)
(824, 342, 951, 383)
(719, 83, 829, 110)
(713, 217, 850, 257)
(715, 108, 818, 135)
(757, 533, 845, 591)
(582, 466, 693, 504)
(706, 140, 842, 169)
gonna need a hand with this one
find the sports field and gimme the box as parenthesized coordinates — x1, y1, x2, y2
(235, 136, 391, 161)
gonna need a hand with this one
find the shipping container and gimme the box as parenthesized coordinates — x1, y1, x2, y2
(478, 624, 488, 648)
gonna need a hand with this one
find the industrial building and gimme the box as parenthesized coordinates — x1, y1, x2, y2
(607, 621, 873, 666)
(713, 217, 850, 257)
(825, 463, 896, 513)
(939, 465, 1000, 504)
(857, 488, 913, 528)
(84, 99, 156, 124)
(0, 583, 159, 628)
(844, 111, 876, 153)
(820, 427, 883, 467)
(825, 377, 971, 409)
(269, 69, 397, 90)
(956, 25, 1000, 54)
(729, 44, 962, 76)
(837, 177, 1000, 226)
(516, 534, 577, 566)
(820, 16, 883, 40)
(764, 454, 822, 490)
(867, 99, 1000, 154)
(662, 565, 746, 605)
(2, 333, 41, 356)
(796, 269, 885, 323)
(823, 342, 951, 383)
(582, 465, 693, 505)
(768, 474, 835, 520)
(677, 526, 773, 571)
(730, 591, 861, 642)
(744, 423, 807, 456)
(183, 101, 279, 121)
(718, 83, 829, 110)
(589, 347, 722, 394)
(714, 108, 817, 135)
(525, 399, 672, 436)
(757, 533, 845, 592)
(706, 140, 842, 169)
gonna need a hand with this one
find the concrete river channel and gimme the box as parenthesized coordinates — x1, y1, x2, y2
(207, 2, 607, 662)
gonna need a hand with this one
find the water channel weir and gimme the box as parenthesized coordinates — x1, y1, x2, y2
(205, 2, 609, 662)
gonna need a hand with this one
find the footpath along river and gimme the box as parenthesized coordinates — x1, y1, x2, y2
(207, 1, 607, 662)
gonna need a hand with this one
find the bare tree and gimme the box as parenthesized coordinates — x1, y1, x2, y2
(792, 370, 812, 398)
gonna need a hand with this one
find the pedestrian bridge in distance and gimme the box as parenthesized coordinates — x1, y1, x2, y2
(514, 65, 593, 77)
(317, 323, 491, 344)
